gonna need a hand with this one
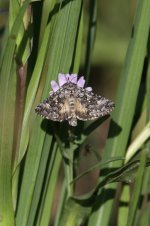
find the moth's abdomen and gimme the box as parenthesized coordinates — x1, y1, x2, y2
(68, 96, 76, 112)
(69, 118, 77, 126)
(67, 96, 77, 126)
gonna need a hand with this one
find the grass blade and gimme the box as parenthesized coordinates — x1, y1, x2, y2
(26, 136, 54, 226)
(0, 1, 31, 225)
(16, 0, 83, 225)
(126, 150, 146, 226)
(37, 148, 61, 226)
(88, 0, 150, 225)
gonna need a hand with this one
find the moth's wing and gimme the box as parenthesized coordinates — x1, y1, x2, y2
(35, 90, 70, 122)
(75, 100, 89, 121)
(75, 88, 115, 121)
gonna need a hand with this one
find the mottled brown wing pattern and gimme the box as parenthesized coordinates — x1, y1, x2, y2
(75, 99, 88, 120)
(35, 91, 67, 122)
(74, 87, 114, 121)
(35, 82, 115, 126)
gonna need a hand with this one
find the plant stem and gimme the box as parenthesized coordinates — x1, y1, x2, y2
(68, 151, 74, 196)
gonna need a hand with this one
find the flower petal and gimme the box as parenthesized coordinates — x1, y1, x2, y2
(51, 80, 59, 92)
(58, 73, 67, 87)
(66, 74, 70, 82)
(85, 87, 92, 91)
(77, 76, 85, 88)
(69, 74, 77, 84)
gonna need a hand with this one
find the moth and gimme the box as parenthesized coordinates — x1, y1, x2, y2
(35, 73, 115, 126)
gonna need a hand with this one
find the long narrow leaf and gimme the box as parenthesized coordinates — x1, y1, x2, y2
(126, 150, 146, 226)
(0, 1, 31, 225)
(16, 1, 83, 225)
(88, 0, 150, 225)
